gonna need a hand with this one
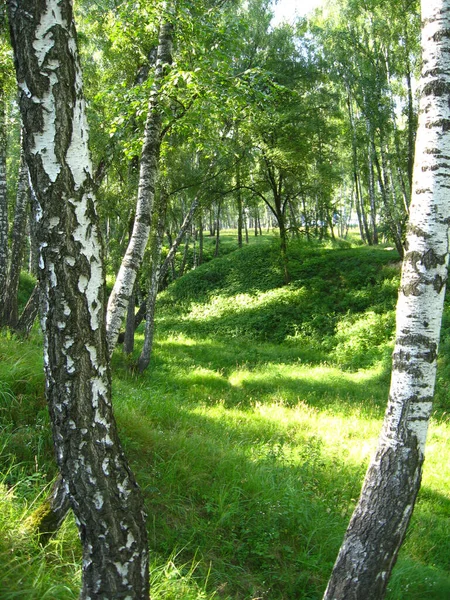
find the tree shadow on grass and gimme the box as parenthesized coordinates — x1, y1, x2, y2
(114, 334, 391, 420)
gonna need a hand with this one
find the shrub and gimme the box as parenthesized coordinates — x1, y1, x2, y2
(332, 310, 396, 370)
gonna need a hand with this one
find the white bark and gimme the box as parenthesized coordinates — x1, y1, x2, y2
(323, 1, 450, 598)
(8, 1, 149, 597)
(106, 11, 174, 354)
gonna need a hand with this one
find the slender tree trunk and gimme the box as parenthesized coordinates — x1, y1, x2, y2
(138, 188, 168, 372)
(198, 211, 204, 265)
(123, 286, 136, 355)
(159, 192, 200, 284)
(323, 3, 450, 597)
(236, 167, 243, 248)
(365, 121, 378, 245)
(275, 202, 290, 284)
(0, 97, 8, 296)
(357, 174, 372, 245)
(179, 231, 191, 277)
(379, 141, 404, 257)
(15, 282, 39, 336)
(28, 183, 40, 277)
(106, 12, 174, 354)
(214, 200, 221, 257)
(2, 147, 29, 328)
(8, 2, 149, 598)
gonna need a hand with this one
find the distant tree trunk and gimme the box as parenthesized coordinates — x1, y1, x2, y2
(106, 12, 174, 354)
(244, 208, 249, 244)
(123, 287, 136, 355)
(214, 200, 221, 257)
(138, 187, 168, 371)
(198, 211, 204, 265)
(365, 123, 378, 245)
(28, 184, 40, 277)
(2, 148, 29, 328)
(0, 97, 8, 295)
(160, 193, 200, 284)
(236, 165, 243, 248)
(179, 231, 191, 276)
(323, 3, 450, 598)
(375, 141, 404, 257)
(8, 2, 149, 598)
(273, 198, 289, 283)
(209, 208, 215, 236)
(15, 282, 39, 336)
(357, 175, 372, 245)
(289, 200, 300, 238)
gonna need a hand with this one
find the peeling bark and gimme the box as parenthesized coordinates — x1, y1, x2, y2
(323, 2, 450, 598)
(8, 1, 149, 597)
(106, 11, 174, 355)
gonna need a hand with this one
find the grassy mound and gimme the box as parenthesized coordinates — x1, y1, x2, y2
(158, 238, 400, 369)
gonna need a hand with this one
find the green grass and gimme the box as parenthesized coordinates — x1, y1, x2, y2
(1, 240, 450, 598)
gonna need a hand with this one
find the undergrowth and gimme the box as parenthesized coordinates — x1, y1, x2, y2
(1, 242, 449, 599)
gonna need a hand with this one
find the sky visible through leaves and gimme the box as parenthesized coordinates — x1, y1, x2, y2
(271, 0, 324, 25)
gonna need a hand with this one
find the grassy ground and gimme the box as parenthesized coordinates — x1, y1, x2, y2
(1, 232, 449, 599)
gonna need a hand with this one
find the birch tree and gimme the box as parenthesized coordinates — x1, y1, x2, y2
(7, 1, 149, 597)
(1, 146, 29, 328)
(105, 9, 174, 354)
(323, 1, 450, 597)
(0, 62, 8, 296)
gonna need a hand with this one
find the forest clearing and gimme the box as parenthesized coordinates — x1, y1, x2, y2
(1, 0, 450, 598)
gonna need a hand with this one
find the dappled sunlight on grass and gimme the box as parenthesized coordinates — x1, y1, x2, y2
(3, 247, 450, 599)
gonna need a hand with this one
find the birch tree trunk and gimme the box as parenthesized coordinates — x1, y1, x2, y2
(323, 2, 450, 598)
(106, 12, 173, 354)
(159, 192, 200, 285)
(2, 147, 29, 328)
(0, 97, 8, 295)
(137, 187, 168, 372)
(8, 2, 149, 598)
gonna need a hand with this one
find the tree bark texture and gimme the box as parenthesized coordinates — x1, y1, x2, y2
(2, 147, 29, 328)
(8, 1, 149, 597)
(138, 187, 168, 372)
(0, 97, 8, 295)
(323, 2, 450, 598)
(106, 12, 174, 355)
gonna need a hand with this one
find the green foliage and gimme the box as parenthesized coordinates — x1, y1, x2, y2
(159, 239, 400, 351)
(331, 310, 395, 370)
(17, 271, 36, 312)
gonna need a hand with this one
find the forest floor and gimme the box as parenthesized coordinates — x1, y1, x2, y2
(1, 232, 450, 599)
